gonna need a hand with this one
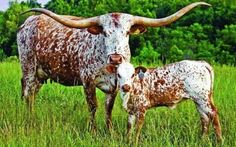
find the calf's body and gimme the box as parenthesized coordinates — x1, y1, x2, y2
(116, 60, 222, 143)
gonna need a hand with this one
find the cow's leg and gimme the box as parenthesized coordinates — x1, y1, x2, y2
(84, 82, 98, 132)
(105, 92, 117, 130)
(21, 78, 25, 100)
(21, 74, 42, 112)
(20, 55, 42, 112)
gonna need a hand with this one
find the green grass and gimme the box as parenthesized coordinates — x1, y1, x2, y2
(0, 60, 236, 146)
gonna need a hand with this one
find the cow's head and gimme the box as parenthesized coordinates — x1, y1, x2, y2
(23, 2, 210, 65)
(97, 13, 146, 65)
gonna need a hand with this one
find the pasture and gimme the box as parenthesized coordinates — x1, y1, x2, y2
(0, 60, 236, 146)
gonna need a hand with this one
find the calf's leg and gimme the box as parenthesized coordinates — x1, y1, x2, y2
(135, 111, 146, 145)
(127, 114, 136, 143)
(195, 99, 222, 142)
(209, 100, 222, 142)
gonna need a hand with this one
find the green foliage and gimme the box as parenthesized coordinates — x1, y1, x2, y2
(0, 1, 32, 58)
(218, 24, 236, 51)
(133, 41, 160, 64)
(0, 48, 6, 61)
(215, 24, 236, 65)
(195, 40, 217, 63)
(215, 48, 235, 65)
(169, 45, 183, 62)
(45, 0, 72, 14)
(0, 0, 236, 65)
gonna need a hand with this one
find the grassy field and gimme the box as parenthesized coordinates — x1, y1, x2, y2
(0, 60, 236, 146)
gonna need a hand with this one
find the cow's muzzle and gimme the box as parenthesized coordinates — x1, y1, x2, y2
(108, 54, 123, 65)
(122, 84, 131, 93)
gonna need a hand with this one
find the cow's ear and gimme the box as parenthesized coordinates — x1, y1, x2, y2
(105, 64, 117, 74)
(129, 25, 146, 35)
(87, 26, 103, 35)
(135, 66, 147, 74)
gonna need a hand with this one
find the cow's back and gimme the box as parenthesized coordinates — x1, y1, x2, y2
(17, 15, 87, 85)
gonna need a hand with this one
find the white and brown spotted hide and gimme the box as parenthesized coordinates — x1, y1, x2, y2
(116, 60, 222, 142)
(17, 13, 136, 130)
(17, 13, 134, 88)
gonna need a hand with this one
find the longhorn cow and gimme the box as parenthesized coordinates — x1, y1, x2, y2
(17, 2, 210, 131)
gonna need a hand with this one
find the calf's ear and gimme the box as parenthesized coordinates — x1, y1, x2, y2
(135, 66, 147, 80)
(104, 64, 117, 74)
(135, 66, 147, 74)
(87, 26, 103, 35)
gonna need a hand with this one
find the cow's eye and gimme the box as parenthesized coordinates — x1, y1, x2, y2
(117, 74, 121, 78)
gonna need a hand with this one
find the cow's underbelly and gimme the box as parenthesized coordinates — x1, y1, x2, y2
(49, 71, 82, 86)
(37, 59, 82, 86)
(41, 67, 82, 86)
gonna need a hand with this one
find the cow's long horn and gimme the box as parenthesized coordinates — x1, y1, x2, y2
(133, 2, 211, 27)
(22, 8, 100, 28)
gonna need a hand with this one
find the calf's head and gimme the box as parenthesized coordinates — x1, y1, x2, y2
(117, 62, 135, 93)
(24, 2, 210, 65)
(117, 62, 148, 94)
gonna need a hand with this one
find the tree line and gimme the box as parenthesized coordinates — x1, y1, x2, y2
(0, 0, 235, 65)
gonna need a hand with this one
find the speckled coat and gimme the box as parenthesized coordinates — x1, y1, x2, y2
(116, 60, 222, 143)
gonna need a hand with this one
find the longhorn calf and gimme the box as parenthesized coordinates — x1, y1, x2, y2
(115, 61, 222, 143)
(17, 2, 210, 131)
